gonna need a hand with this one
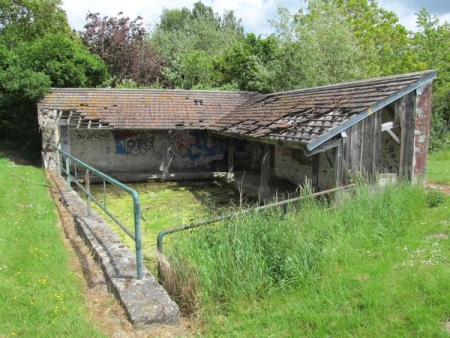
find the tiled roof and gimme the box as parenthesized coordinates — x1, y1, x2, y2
(38, 88, 258, 130)
(38, 71, 436, 149)
(210, 70, 437, 147)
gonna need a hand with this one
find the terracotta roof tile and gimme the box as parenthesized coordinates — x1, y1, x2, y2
(38, 88, 258, 130)
(38, 71, 436, 148)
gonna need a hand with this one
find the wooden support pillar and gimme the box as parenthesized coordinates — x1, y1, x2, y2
(259, 144, 271, 202)
(399, 92, 416, 180)
(334, 143, 343, 187)
(162, 133, 170, 179)
(312, 153, 319, 191)
(227, 138, 234, 181)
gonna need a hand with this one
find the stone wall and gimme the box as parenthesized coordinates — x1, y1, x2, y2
(380, 128, 401, 173)
(274, 145, 312, 186)
(63, 129, 227, 174)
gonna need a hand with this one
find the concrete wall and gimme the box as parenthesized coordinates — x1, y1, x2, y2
(66, 128, 227, 173)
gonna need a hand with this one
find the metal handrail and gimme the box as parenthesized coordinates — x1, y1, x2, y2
(157, 184, 356, 255)
(49, 146, 143, 279)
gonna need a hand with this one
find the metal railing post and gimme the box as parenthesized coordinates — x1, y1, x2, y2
(50, 146, 143, 280)
(65, 157, 72, 191)
(85, 169, 92, 216)
(132, 192, 143, 279)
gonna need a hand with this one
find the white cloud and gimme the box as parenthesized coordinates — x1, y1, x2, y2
(62, 0, 280, 35)
(378, 0, 450, 32)
(62, 0, 450, 36)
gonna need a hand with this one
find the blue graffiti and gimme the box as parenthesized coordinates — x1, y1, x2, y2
(185, 131, 227, 162)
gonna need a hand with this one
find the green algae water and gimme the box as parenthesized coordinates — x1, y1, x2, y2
(83, 180, 242, 273)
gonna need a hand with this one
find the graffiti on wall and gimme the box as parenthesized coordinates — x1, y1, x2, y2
(112, 131, 155, 155)
(163, 131, 227, 164)
(167, 133, 195, 158)
(87, 131, 110, 140)
(185, 131, 226, 162)
(75, 131, 110, 140)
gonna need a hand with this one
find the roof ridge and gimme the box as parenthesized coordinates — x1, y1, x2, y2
(264, 70, 437, 98)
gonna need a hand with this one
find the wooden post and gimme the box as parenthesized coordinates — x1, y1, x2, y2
(312, 153, 319, 191)
(334, 142, 343, 187)
(227, 138, 234, 181)
(259, 144, 271, 202)
(162, 133, 169, 179)
(399, 92, 416, 180)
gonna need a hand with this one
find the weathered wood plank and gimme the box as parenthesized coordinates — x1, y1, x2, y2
(381, 121, 400, 131)
(387, 129, 400, 144)
(312, 154, 319, 190)
(399, 92, 416, 179)
(350, 124, 362, 174)
(362, 115, 373, 174)
(373, 111, 381, 173)
(260, 144, 270, 188)
(334, 142, 343, 186)
(307, 138, 342, 156)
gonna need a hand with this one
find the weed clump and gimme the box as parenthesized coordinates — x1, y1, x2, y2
(426, 189, 445, 207)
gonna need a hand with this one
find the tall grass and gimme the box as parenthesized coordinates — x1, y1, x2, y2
(162, 183, 440, 329)
(0, 155, 105, 337)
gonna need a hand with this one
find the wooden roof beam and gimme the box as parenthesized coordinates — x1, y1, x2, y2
(76, 116, 82, 130)
(66, 111, 73, 125)
(307, 138, 342, 156)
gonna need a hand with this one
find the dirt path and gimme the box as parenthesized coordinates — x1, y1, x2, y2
(426, 180, 450, 195)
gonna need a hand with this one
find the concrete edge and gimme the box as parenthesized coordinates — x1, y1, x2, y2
(51, 172, 180, 329)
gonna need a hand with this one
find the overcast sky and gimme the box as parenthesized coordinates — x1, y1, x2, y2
(61, 0, 450, 36)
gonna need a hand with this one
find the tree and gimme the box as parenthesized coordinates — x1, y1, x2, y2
(0, 34, 109, 151)
(0, 1, 110, 155)
(214, 33, 281, 92)
(81, 12, 165, 87)
(0, 0, 71, 47)
(330, 0, 417, 76)
(270, 0, 371, 89)
(149, 1, 244, 89)
(412, 9, 450, 150)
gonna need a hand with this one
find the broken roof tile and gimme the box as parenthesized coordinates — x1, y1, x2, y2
(38, 70, 436, 148)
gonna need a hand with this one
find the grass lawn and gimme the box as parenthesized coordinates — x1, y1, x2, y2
(4, 145, 447, 337)
(0, 154, 105, 337)
(427, 149, 450, 184)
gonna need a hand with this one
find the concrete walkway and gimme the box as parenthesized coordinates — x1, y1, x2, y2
(48, 170, 180, 329)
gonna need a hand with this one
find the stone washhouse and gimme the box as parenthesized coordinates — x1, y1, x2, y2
(38, 70, 436, 200)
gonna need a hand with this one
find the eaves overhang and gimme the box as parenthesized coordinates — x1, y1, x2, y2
(306, 70, 437, 152)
